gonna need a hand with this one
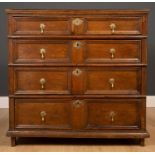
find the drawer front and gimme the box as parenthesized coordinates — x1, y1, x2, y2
(83, 40, 141, 63)
(11, 17, 70, 35)
(84, 98, 143, 130)
(12, 67, 142, 95)
(13, 67, 71, 95)
(85, 17, 143, 35)
(15, 99, 72, 129)
(14, 98, 144, 130)
(12, 40, 71, 63)
(10, 39, 142, 64)
(72, 67, 142, 95)
(9, 16, 144, 35)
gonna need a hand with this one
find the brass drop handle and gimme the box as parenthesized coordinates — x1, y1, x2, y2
(40, 78, 46, 89)
(72, 68, 82, 76)
(109, 78, 115, 89)
(109, 111, 116, 123)
(73, 100, 82, 108)
(109, 48, 116, 59)
(40, 48, 46, 59)
(72, 18, 83, 33)
(40, 111, 47, 122)
(73, 41, 82, 48)
(110, 23, 116, 34)
(40, 23, 46, 34)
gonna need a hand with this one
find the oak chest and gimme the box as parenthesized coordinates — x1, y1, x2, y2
(6, 9, 149, 146)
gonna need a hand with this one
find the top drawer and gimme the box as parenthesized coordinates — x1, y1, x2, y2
(8, 16, 146, 36)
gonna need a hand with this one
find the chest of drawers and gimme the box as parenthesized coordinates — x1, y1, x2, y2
(6, 9, 149, 146)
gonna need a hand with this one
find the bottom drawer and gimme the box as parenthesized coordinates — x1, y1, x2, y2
(14, 98, 145, 130)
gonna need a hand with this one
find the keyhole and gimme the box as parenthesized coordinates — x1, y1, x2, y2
(76, 42, 79, 47)
(72, 68, 82, 76)
(73, 41, 81, 48)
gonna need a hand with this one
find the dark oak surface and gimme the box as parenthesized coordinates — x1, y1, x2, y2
(11, 39, 145, 64)
(14, 98, 143, 130)
(7, 9, 149, 146)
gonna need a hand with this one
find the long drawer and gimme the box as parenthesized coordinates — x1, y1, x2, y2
(14, 98, 144, 130)
(11, 67, 143, 95)
(9, 16, 144, 35)
(10, 39, 144, 64)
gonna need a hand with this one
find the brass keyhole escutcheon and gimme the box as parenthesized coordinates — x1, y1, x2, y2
(109, 23, 116, 34)
(40, 111, 47, 122)
(40, 48, 46, 59)
(40, 78, 46, 89)
(72, 18, 83, 26)
(40, 23, 46, 34)
(72, 18, 83, 33)
(73, 100, 82, 108)
(109, 48, 116, 59)
(72, 68, 82, 76)
(109, 78, 115, 89)
(73, 41, 82, 48)
(109, 111, 116, 123)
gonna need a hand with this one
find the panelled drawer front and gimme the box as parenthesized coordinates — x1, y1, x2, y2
(9, 16, 144, 35)
(83, 40, 141, 63)
(13, 67, 71, 95)
(72, 67, 142, 95)
(14, 98, 143, 130)
(11, 17, 70, 35)
(15, 99, 72, 129)
(11, 39, 143, 64)
(12, 40, 71, 63)
(12, 67, 142, 95)
(84, 99, 143, 130)
(85, 17, 143, 35)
